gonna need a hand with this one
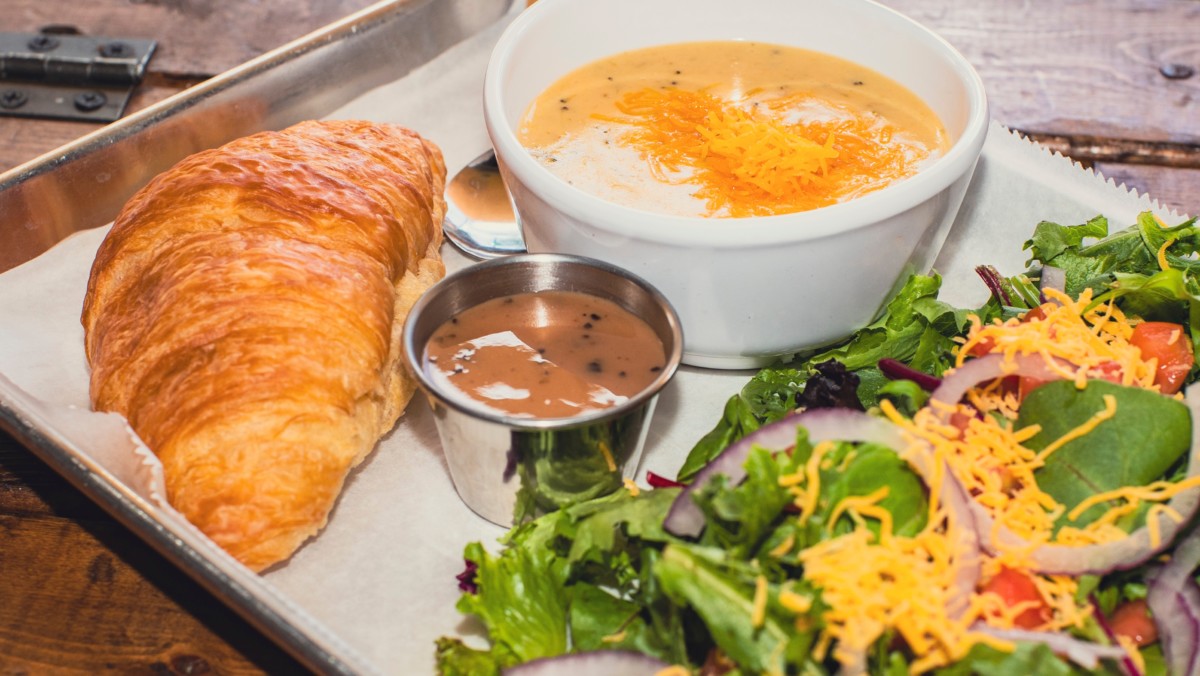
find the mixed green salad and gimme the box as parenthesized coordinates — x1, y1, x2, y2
(435, 212, 1200, 676)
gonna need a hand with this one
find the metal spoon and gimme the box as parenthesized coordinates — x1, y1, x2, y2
(442, 149, 526, 259)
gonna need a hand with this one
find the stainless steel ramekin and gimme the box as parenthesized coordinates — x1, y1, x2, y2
(402, 253, 683, 526)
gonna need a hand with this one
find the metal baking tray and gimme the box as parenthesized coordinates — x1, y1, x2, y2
(3, 1, 1188, 673)
(0, 0, 516, 672)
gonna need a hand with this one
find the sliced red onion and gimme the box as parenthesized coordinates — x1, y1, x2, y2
(976, 265, 1013, 307)
(1040, 265, 1066, 302)
(940, 463, 983, 621)
(1146, 524, 1200, 676)
(929, 353, 1067, 415)
(1088, 595, 1143, 676)
(878, 357, 943, 392)
(970, 625, 1129, 670)
(663, 409, 908, 538)
(501, 651, 669, 675)
(970, 387, 1200, 575)
(1149, 578, 1200, 676)
(646, 470, 684, 489)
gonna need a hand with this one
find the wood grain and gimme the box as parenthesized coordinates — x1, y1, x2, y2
(0, 433, 305, 675)
(0, 0, 1198, 674)
(1093, 162, 1200, 217)
(884, 0, 1200, 146)
(0, 0, 380, 172)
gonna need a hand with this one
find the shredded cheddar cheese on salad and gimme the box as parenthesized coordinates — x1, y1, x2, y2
(797, 516, 984, 673)
(957, 288, 1156, 391)
(723, 283, 1191, 673)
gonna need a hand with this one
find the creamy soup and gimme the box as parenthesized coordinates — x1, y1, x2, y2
(423, 291, 666, 418)
(519, 41, 948, 218)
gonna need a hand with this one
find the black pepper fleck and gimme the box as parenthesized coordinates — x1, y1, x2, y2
(853, 80, 864, 86)
(590, 313, 601, 321)
(561, 105, 569, 110)
(588, 361, 603, 373)
(583, 322, 594, 329)
(619, 371, 627, 378)
(650, 366, 662, 372)
(675, 69, 681, 75)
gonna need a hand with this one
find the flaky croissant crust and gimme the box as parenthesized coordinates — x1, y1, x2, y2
(82, 120, 446, 571)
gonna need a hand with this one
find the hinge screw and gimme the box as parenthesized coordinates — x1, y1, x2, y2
(1161, 63, 1195, 80)
(27, 35, 60, 52)
(0, 90, 29, 109)
(74, 91, 107, 112)
(99, 42, 133, 59)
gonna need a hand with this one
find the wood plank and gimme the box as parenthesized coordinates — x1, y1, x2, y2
(4, 0, 380, 75)
(0, 0, 380, 171)
(882, 0, 1200, 147)
(0, 1, 1197, 672)
(1092, 161, 1200, 217)
(0, 430, 301, 674)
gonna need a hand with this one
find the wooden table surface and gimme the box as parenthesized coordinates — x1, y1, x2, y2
(1, 0, 1198, 673)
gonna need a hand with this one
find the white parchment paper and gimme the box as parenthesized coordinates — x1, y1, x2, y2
(0, 17, 1190, 676)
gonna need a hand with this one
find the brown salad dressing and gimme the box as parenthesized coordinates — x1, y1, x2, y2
(424, 290, 666, 418)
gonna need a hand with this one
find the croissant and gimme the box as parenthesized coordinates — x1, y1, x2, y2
(81, 120, 447, 571)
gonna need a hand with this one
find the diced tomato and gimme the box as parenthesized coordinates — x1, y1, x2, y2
(1086, 360, 1125, 385)
(949, 411, 974, 434)
(980, 567, 1050, 629)
(965, 336, 995, 358)
(1023, 305, 1049, 322)
(1017, 375, 1048, 400)
(1108, 599, 1158, 647)
(964, 306, 1050, 359)
(1130, 321, 1195, 394)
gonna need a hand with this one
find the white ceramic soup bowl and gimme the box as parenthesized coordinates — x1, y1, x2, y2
(483, 0, 989, 369)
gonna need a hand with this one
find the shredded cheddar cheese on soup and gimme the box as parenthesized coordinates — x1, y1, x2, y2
(607, 87, 927, 217)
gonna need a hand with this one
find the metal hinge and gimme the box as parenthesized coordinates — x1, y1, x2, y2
(0, 32, 156, 123)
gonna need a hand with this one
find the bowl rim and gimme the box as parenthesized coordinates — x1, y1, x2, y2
(401, 252, 685, 430)
(483, 0, 990, 248)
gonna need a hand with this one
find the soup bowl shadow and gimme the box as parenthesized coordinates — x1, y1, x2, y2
(402, 253, 683, 526)
(483, 0, 989, 369)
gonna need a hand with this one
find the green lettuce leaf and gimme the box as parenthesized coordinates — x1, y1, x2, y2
(1018, 379, 1192, 530)
(679, 273, 974, 481)
(1024, 215, 1110, 265)
(434, 637, 503, 676)
(654, 544, 800, 674)
(933, 641, 1093, 676)
(455, 540, 569, 665)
